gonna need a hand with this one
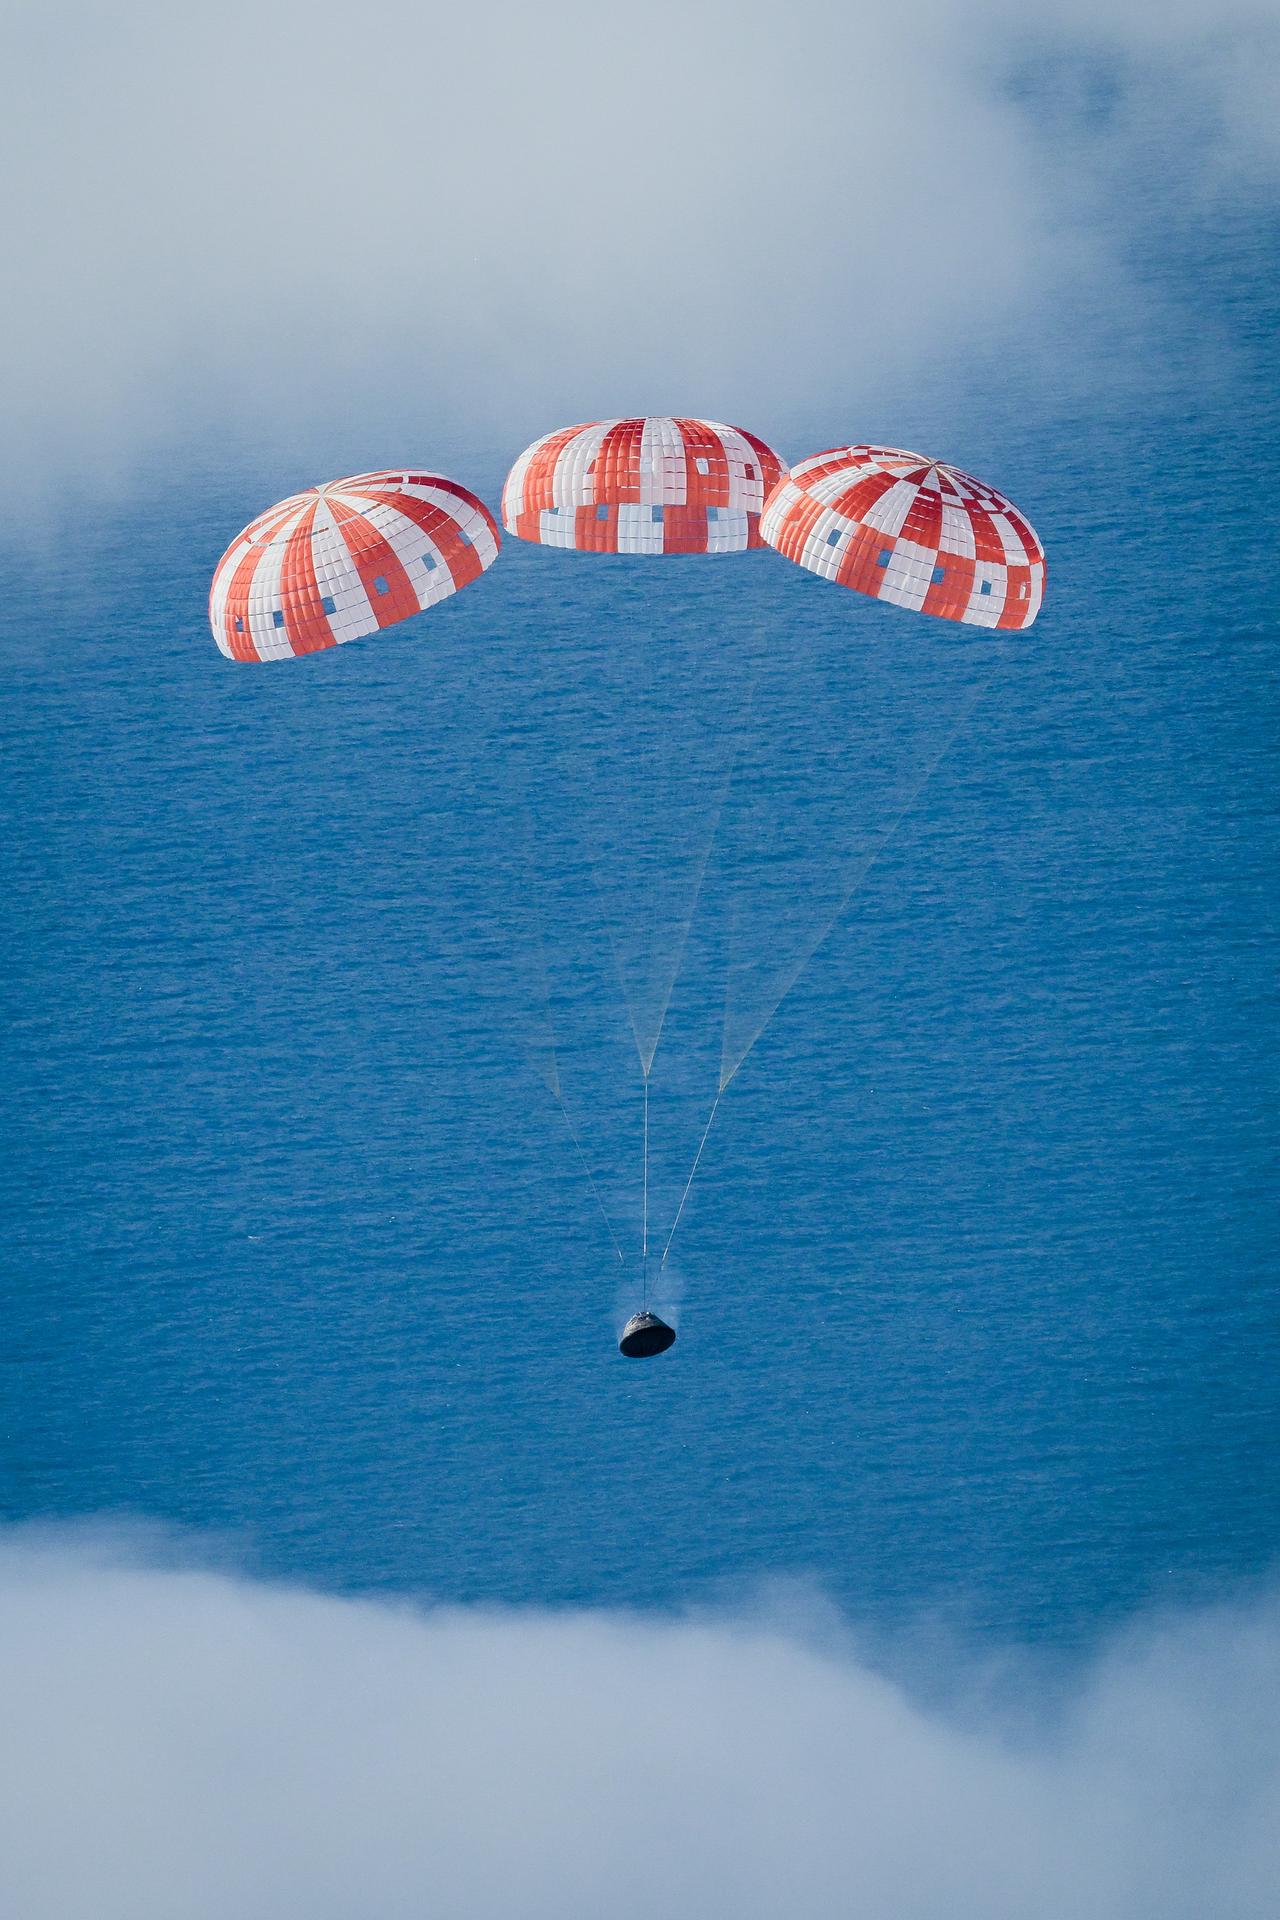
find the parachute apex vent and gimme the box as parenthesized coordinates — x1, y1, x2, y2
(619, 1311, 676, 1359)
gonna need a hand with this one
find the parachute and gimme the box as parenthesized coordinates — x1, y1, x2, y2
(760, 445, 1045, 630)
(208, 470, 500, 662)
(707, 447, 1044, 1098)
(502, 417, 785, 555)
(647, 446, 1046, 1288)
(501, 416, 787, 1346)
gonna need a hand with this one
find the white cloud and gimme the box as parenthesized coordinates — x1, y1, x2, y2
(1, 1526, 1277, 1918)
(0, 0, 1275, 493)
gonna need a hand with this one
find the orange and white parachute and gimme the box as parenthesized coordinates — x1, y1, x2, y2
(761, 445, 1045, 629)
(209, 470, 500, 662)
(502, 417, 786, 556)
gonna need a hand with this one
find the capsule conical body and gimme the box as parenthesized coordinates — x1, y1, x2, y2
(619, 1311, 676, 1359)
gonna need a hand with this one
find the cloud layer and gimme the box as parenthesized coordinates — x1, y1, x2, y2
(2, 0, 1277, 491)
(2, 1527, 1277, 1918)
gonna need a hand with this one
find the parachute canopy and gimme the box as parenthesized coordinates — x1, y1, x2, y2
(760, 445, 1045, 629)
(209, 470, 500, 662)
(502, 417, 786, 556)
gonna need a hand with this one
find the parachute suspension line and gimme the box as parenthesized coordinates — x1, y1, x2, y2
(574, 576, 656, 1080)
(505, 797, 622, 1264)
(639, 667, 759, 1076)
(642, 1072, 650, 1306)
(553, 1090, 625, 1268)
(636, 635, 765, 1282)
(639, 575, 653, 1310)
(660, 1089, 722, 1269)
(575, 627, 759, 1083)
(718, 641, 1012, 1088)
(639, 650, 759, 1292)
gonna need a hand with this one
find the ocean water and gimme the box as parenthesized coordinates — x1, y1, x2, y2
(2, 275, 1276, 1652)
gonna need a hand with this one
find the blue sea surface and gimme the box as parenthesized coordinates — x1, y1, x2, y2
(2, 256, 1276, 1650)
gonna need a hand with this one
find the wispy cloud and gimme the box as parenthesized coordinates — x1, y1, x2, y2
(1, 1, 1276, 492)
(1, 1526, 1277, 1917)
